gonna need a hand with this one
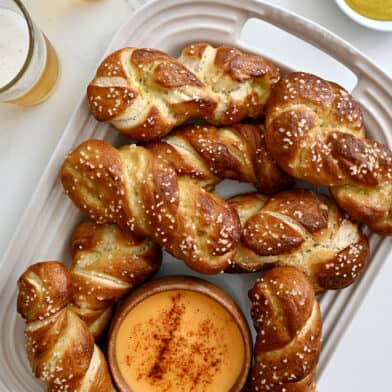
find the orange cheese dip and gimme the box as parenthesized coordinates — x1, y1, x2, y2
(115, 290, 245, 392)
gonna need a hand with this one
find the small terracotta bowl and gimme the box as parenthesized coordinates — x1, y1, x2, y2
(108, 276, 252, 392)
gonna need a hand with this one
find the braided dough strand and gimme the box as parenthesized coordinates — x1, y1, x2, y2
(69, 221, 162, 339)
(61, 140, 241, 274)
(179, 43, 280, 124)
(87, 47, 216, 141)
(87, 44, 280, 141)
(228, 190, 369, 293)
(265, 72, 392, 234)
(144, 123, 293, 193)
(17, 261, 115, 391)
(249, 266, 322, 392)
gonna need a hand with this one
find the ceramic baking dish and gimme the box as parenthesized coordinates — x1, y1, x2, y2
(0, 0, 391, 390)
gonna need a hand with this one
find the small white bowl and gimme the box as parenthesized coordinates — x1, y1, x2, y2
(335, 0, 392, 31)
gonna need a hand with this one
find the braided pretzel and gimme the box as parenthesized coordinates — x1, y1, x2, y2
(69, 221, 161, 339)
(61, 140, 240, 274)
(249, 266, 322, 392)
(228, 190, 369, 293)
(144, 123, 293, 193)
(87, 44, 280, 141)
(265, 72, 392, 234)
(17, 261, 115, 391)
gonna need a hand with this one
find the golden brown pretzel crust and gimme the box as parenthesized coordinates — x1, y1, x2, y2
(70, 221, 161, 338)
(227, 190, 369, 293)
(249, 266, 322, 392)
(61, 140, 240, 274)
(17, 262, 115, 392)
(265, 72, 392, 234)
(87, 47, 216, 141)
(179, 43, 280, 124)
(87, 44, 280, 141)
(144, 123, 294, 193)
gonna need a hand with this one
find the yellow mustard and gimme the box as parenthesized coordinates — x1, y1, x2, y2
(345, 0, 392, 21)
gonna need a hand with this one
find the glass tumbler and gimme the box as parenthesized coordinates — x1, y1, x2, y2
(0, 0, 60, 105)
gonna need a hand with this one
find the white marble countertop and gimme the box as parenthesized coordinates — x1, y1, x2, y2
(1, 0, 391, 390)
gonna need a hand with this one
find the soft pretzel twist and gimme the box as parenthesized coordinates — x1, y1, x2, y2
(69, 221, 162, 339)
(87, 47, 216, 141)
(265, 72, 392, 234)
(87, 44, 280, 141)
(17, 261, 115, 392)
(228, 189, 369, 293)
(249, 266, 322, 392)
(61, 140, 240, 274)
(144, 123, 293, 193)
(179, 43, 280, 124)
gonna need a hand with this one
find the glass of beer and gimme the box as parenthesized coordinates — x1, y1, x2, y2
(0, 0, 60, 105)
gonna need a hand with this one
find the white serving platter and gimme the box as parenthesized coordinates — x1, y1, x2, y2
(0, 0, 391, 390)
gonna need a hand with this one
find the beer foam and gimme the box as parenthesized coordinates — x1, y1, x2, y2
(0, 8, 30, 88)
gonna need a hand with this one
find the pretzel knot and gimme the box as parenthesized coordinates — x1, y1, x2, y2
(87, 44, 280, 141)
(265, 72, 392, 234)
(249, 266, 322, 392)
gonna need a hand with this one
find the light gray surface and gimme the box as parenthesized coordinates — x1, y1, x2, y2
(0, 1, 391, 390)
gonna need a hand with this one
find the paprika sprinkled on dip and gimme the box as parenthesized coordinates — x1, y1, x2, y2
(108, 277, 252, 392)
